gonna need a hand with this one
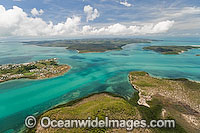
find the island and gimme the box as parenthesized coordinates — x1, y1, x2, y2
(32, 93, 151, 133)
(196, 54, 200, 56)
(27, 72, 200, 132)
(129, 71, 200, 133)
(23, 38, 154, 53)
(0, 58, 70, 83)
(143, 46, 200, 55)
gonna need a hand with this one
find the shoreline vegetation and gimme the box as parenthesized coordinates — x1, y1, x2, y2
(129, 71, 200, 133)
(143, 46, 200, 55)
(31, 92, 149, 133)
(0, 58, 70, 83)
(30, 71, 200, 133)
(23, 38, 155, 53)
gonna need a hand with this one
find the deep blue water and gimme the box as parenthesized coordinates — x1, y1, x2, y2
(0, 38, 200, 132)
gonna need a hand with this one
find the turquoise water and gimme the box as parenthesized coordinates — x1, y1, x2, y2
(0, 38, 200, 132)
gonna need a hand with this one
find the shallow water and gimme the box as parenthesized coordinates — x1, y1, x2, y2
(0, 38, 200, 132)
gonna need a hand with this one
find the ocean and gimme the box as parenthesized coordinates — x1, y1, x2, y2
(0, 37, 200, 132)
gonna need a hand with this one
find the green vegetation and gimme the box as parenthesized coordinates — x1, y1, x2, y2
(23, 38, 154, 53)
(29, 71, 200, 132)
(32, 91, 189, 133)
(143, 46, 200, 55)
(129, 71, 200, 103)
(0, 65, 36, 75)
(129, 71, 200, 133)
(0, 58, 70, 83)
(24, 72, 35, 76)
(130, 71, 147, 76)
(128, 93, 187, 133)
(34, 93, 141, 133)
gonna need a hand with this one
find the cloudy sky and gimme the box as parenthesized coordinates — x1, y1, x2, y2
(0, 0, 200, 38)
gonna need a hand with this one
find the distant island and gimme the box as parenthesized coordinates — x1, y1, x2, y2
(143, 46, 200, 55)
(0, 58, 70, 83)
(23, 38, 155, 53)
(129, 71, 200, 132)
(28, 71, 200, 133)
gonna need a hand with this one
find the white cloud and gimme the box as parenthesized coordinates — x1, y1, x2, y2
(31, 8, 44, 16)
(151, 6, 200, 33)
(168, 7, 200, 17)
(0, 5, 5, 12)
(82, 20, 174, 35)
(0, 5, 80, 36)
(154, 6, 200, 20)
(151, 20, 175, 33)
(120, 0, 132, 7)
(0, 5, 174, 37)
(84, 5, 100, 22)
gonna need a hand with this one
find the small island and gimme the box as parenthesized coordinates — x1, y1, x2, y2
(196, 54, 200, 56)
(0, 58, 70, 83)
(23, 38, 154, 53)
(129, 71, 200, 132)
(143, 46, 200, 55)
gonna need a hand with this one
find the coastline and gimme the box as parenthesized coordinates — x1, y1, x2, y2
(143, 46, 200, 55)
(76, 49, 120, 53)
(29, 71, 199, 133)
(35, 65, 71, 80)
(128, 73, 151, 108)
(0, 59, 71, 84)
(23, 38, 153, 54)
(129, 71, 200, 112)
(128, 71, 200, 131)
(25, 71, 200, 132)
(0, 65, 71, 83)
(28, 92, 144, 133)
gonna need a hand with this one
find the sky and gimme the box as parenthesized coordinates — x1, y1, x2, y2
(0, 0, 200, 38)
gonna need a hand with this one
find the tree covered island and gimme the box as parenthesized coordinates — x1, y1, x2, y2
(23, 38, 154, 53)
(143, 46, 200, 55)
(0, 58, 70, 83)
